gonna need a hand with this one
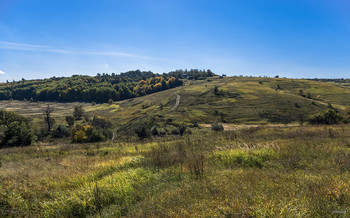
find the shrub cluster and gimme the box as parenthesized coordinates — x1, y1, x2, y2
(0, 110, 36, 148)
(309, 109, 344, 125)
(211, 120, 224, 131)
(70, 124, 112, 143)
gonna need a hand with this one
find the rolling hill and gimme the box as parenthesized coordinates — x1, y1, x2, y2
(1, 76, 349, 131)
(93, 76, 350, 128)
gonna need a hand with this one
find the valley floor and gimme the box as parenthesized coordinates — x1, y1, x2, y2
(0, 125, 350, 217)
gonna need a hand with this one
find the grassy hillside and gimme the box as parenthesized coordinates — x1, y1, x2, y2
(97, 76, 350, 128)
(1, 76, 349, 131)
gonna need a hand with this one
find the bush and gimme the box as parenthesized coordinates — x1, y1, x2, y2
(1, 121, 36, 148)
(0, 110, 36, 148)
(134, 125, 150, 139)
(70, 124, 111, 143)
(211, 120, 224, 131)
(52, 124, 70, 138)
(177, 124, 187, 136)
(70, 124, 90, 143)
(92, 116, 111, 129)
(66, 115, 75, 127)
(150, 126, 159, 136)
(170, 128, 180, 135)
(309, 109, 344, 125)
(89, 129, 106, 142)
(159, 128, 166, 136)
(345, 108, 350, 124)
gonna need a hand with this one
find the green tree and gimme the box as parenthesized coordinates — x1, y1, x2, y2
(0, 110, 36, 148)
(177, 124, 187, 136)
(66, 115, 75, 127)
(92, 116, 111, 129)
(43, 104, 55, 132)
(70, 124, 89, 143)
(213, 86, 219, 95)
(73, 105, 85, 120)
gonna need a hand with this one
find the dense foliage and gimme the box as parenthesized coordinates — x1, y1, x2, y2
(0, 110, 36, 148)
(0, 69, 214, 103)
(309, 109, 345, 125)
(168, 69, 215, 80)
(308, 78, 350, 83)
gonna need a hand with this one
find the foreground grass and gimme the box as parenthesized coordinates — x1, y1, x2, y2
(1, 125, 350, 217)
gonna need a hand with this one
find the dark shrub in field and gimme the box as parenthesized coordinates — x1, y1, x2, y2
(134, 124, 150, 139)
(52, 124, 70, 138)
(66, 115, 75, 127)
(177, 124, 187, 136)
(309, 109, 344, 125)
(151, 126, 159, 136)
(92, 116, 112, 129)
(211, 120, 224, 131)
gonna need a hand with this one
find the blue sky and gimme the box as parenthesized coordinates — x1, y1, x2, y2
(0, 0, 350, 81)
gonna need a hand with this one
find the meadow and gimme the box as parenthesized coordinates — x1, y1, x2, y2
(1, 124, 349, 217)
(0, 76, 349, 217)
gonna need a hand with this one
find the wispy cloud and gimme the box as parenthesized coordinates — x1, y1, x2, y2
(0, 41, 154, 59)
(0, 70, 6, 75)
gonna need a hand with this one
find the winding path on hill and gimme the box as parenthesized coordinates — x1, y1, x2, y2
(171, 94, 180, 110)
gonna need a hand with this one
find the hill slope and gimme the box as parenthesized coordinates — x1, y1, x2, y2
(89, 76, 350, 128)
(1, 76, 349, 129)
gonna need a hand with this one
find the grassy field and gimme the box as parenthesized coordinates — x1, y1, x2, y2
(1, 125, 349, 217)
(0, 77, 349, 217)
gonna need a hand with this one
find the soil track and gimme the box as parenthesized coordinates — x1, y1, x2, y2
(171, 94, 180, 110)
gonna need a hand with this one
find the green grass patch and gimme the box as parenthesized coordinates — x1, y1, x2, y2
(209, 149, 277, 168)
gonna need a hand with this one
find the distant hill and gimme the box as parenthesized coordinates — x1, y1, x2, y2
(0, 75, 349, 127)
(96, 76, 350, 128)
(0, 69, 214, 103)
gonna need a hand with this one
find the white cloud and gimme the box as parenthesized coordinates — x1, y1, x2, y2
(0, 70, 5, 75)
(0, 41, 154, 59)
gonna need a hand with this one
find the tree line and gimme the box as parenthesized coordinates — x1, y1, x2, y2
(0, 69, 209, 103)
